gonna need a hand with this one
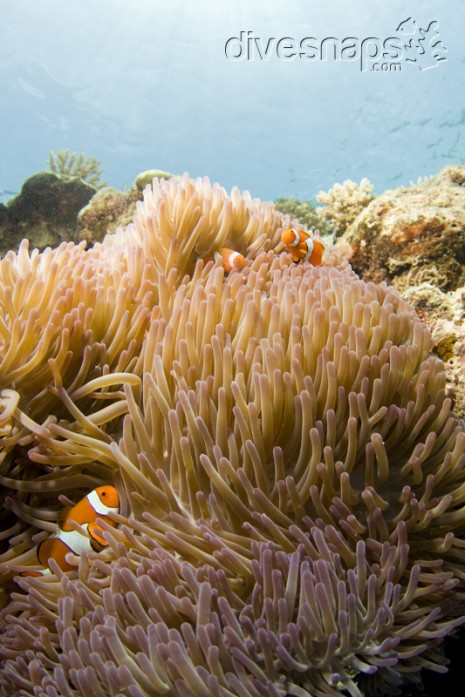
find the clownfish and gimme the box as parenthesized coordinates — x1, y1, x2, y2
(281, 228, 324, 265)
(36, 485, 119, 573)
(206, 248, 246, 273)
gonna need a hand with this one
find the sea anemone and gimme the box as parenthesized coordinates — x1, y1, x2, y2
(1, 175, 465, 697)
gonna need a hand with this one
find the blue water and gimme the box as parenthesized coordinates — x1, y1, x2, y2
(0, 0, 464, 203)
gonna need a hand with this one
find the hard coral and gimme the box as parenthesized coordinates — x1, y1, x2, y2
(316, 178, 375, 237)
(76, 186, 140, 244)
(402, 281, 465, 420)
(0, 173, 96, 255)
(48, 150, 106, 189)
(1, 175, 465, 697)
(336, 165, 465, 291)
(274, 197, 335, 238)
(134, 169, 176, 190)
(77, 171, 178, 245)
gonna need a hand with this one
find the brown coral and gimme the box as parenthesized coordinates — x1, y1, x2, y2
(76, 186, 140, 244)
(336, 165, 465, 291)
(0, 173, 96, 255)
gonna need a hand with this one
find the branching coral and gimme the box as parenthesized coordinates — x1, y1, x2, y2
(316, 179, 375, 237)
(48, 150, 106, 189)
(1, 175, 465, 697)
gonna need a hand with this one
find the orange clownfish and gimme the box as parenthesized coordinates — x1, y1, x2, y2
(281, 228, 324, 265)
(37, 485, 119, 573)
(206, 248, 246, 273)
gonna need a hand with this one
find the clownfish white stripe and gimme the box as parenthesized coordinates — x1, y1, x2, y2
(304, 237, 314, 260)
(288, 231, 300, 247)
(55, 525, 93, 556)
(87, 489, 119, 516)
(228, 251, 241, 265)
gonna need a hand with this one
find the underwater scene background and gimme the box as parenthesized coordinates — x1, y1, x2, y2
(0, 0, 464, 201)
(1, 1, 465, 696)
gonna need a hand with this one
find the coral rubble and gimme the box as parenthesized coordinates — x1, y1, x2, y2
(0, 175, 465, 696)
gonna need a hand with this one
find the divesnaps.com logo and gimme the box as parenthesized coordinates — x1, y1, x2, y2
(224, 18, 448, 72)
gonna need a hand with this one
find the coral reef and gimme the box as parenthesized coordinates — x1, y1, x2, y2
(77, 171, 178, 244)
(401, 282, 465, 420)
(48, 150, 106, 189)
(316, 178, 375, 237)
(0, 175, 465, 696)
(334, 166, 465, 290)
(76, 186, 140, 244)
(274, 197, 334, 238)
(134, 169, 176, 190)
(325, 165, 465, 419)
(0, 173, 96, 255)
(0, 170, 178, 254)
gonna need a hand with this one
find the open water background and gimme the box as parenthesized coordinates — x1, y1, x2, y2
(0, 0, 464, 201)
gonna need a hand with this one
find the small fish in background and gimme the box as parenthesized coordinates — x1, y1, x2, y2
(35, 485, 119, 573)
(281, 228, 324, 265)
(206, 248, 246, 273)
